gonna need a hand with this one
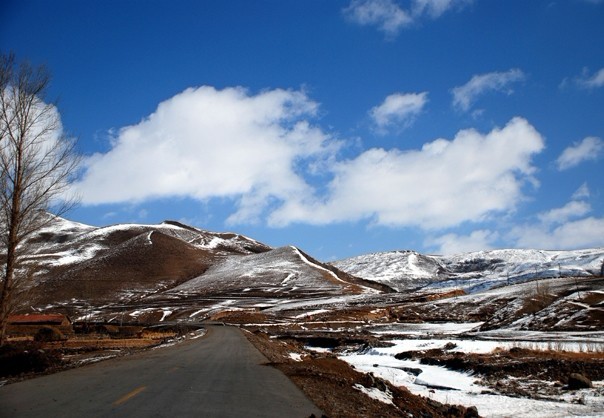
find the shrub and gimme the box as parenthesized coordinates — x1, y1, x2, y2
(520, 281, 556, 315)
(33, 326, 66, 342)
(0, 344, 62, 377)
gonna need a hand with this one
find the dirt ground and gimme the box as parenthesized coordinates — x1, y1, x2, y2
(242, 327, 480, 418)
(395, 346, 604, 401)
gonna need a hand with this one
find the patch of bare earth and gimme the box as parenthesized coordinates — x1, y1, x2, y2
(243, 327, 480, 418)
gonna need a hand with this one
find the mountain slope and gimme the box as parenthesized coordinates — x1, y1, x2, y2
(35, 230, 214, 305)
(330, 250, 448, 292)
(15, 216, 373, 313)
(169, 246, 377, 298)
(332, 248, 604, 293)
(19, 216, 272, 307)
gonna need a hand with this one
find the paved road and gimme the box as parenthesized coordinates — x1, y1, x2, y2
(0, 325, 323, 417)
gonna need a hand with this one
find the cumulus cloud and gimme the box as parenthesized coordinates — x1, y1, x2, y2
(452, 69, 525, 112)
(369, 92, 428, 133)
(73, 86, 339, 224)
(270, 117, 545, 229)
(426, 230, 498, 255)
(343, 0, 471, 37)
(556, 136, 604, 170)
(537, 200, 591, 225)
(511, 217, 604, 250)
(510, 187, 604, 250)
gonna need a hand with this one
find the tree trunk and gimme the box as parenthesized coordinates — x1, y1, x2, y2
(0, 254, 14, 345)
(0, 205, 20, 346)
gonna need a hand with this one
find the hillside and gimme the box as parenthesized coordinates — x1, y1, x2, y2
(331, 248, 604, 293)
(5, 214, 602, 328)
(13, 215, 371, 317)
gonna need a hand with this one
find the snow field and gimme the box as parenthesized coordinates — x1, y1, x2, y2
(336, 336, 604, 418)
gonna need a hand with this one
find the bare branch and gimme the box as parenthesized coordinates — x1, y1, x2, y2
(0, 52, 80, 345)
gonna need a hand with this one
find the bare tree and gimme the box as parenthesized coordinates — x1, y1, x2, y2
(0, 53, 80, 345)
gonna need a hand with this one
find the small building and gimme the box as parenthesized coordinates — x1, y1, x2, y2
(7, 313, 73, 337)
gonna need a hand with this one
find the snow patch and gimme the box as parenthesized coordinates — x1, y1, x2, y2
(159, 310, 172, 321)
(288, 352, 303, 362)
(353, 384, 393, 405)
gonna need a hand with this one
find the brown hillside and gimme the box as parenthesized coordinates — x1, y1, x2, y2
(32, 231, 212, 306)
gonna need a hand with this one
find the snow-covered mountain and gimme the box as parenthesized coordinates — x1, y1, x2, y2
(15, 215, 375, 311)
(169, 246, 376, 298)
(331, 248, 604, 293)
(9, 214, 604, 325)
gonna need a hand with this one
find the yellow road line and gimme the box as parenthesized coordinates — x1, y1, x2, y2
(112, 386, 146, 406)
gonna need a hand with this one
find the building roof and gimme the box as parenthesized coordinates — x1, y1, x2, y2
(8, 314, 70, 325)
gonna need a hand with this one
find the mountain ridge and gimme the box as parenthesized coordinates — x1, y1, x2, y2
(331, 247, 604, 293)
(14, 215, 371, 315)
(6, 214, 604, 324)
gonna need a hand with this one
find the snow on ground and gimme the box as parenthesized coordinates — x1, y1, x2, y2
(340, 343, 604, 418)
(294, 309, 331, 319)
(291, 246, 361, 288)
(297, 319, 604, 417)
(188, 309, 206, 318)
(171, 246, 350, 295)
(288, 352, 303, 362)
(474, 329, 604, 347)
(331, 251, 443, 292)
(370, 322, 484, 336)
(189, 329, 207, 340)
(366, 336, 604, 355)
(159, 309, 173, 321)
(333, 247, 604, 293)
(353, 384, 393, 405)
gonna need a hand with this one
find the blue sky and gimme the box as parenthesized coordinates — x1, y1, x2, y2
(2, 0, 603, 260)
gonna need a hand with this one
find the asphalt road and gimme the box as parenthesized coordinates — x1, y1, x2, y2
(0, 325, 323, 417)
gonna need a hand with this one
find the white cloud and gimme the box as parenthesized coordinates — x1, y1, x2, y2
(270, 117, 545, 229)
(344, 0, 471, 37)
(511, 217, 604, 250)
(344, 0, 412, 36)
(579, 68, 604, 88)
(510, 191, 604, 250)
(556, 136, 604, 170)
(413, 0, 464, 18)
(452, 69, 525, 112)
(427, 230, 498, 255)
(369, 92, 428, 133)
(563, 67, 604, 90)
(537, 200, 591, 225)
(73, 86, 339, 224)
(572, 183, 590, 200)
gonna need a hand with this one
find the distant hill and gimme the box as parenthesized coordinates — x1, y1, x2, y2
(331, 248, 604, 293)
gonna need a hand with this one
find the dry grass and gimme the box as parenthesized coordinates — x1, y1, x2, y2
(519, 281, 557, 315)
(44, 338, 161, 349)
(501, 342, 604, 356)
